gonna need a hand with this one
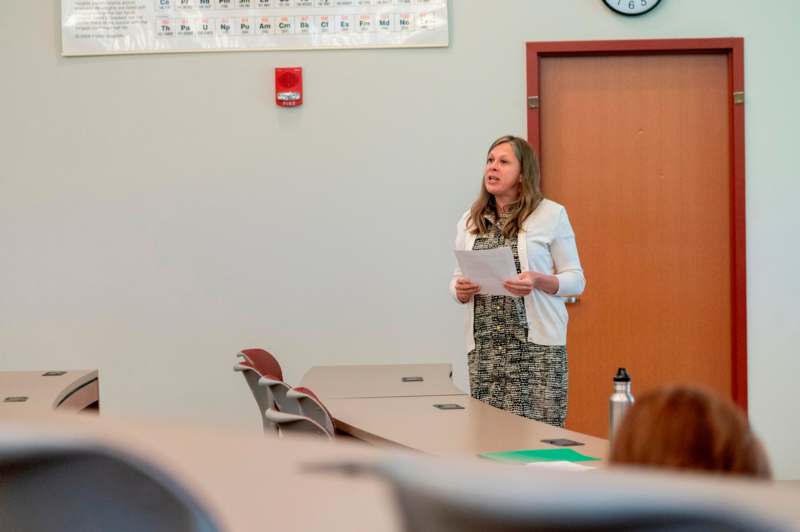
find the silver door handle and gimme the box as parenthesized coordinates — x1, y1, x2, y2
(563, 296, 579, 304)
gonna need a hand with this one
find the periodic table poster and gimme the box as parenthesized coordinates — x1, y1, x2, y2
(61, 0, 449, 56)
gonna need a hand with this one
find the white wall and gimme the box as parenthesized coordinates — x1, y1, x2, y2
(1, 0, 798, 478)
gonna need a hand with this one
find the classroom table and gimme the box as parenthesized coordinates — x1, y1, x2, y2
(300, 363, 464, 399)
(325, 393, 609, 460)
(0, 369, 99, 415)
(302, 364, 607, 461)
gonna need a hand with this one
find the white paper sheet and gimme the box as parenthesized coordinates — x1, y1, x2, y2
(524, 461, 596, 472)
(454, 247, 517, 297)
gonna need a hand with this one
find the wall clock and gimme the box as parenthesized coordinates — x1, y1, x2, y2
(602, 0, 662, 16)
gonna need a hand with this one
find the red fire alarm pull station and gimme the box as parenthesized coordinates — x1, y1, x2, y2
(275, 67, 303, 107)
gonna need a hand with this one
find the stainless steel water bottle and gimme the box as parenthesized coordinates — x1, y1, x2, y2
(609, 367, 634, 439)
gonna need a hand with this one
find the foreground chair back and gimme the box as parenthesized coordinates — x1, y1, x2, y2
(0, 445, 220, 532)
(377, 455, 788, 532)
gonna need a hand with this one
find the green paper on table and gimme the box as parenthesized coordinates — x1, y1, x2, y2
(479, 448, 600, 464)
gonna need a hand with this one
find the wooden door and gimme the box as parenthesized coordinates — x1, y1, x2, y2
(527, 40, 746, 438)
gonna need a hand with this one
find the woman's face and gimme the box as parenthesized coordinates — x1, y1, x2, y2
(484, 142, 521, 203)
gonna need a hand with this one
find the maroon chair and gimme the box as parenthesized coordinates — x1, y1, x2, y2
(285, 386, 336, 438)
(237, 348, 283, 381)
(235, 348, 333, 439)
(263, 408, 333, 440)
(233, 358, 279, 436)
(236, 348, 300, 415)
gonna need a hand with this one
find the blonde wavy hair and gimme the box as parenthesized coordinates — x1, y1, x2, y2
(467, 135, 543, 238)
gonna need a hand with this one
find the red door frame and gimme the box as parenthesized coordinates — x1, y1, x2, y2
(525, 38, 747, 412)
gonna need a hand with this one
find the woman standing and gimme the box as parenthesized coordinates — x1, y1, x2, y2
(450, 135, 585, 427)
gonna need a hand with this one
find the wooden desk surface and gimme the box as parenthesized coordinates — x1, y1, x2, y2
(300, 363, 464, 399)
(0, 370, 99, 414)
(326, 394, 609, 461)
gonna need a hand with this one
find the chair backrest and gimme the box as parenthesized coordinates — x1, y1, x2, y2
(0, 446, 220, 532)
(233, 360, 279, 435)
(254, 373, 299, 415)
(377, 456, 789, 532)
(263, 409, 333, 440)
(238, 348, 283, 382)
(285, 386, 335, 438)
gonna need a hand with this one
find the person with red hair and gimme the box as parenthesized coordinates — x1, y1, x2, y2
(609, 385, 771, 479)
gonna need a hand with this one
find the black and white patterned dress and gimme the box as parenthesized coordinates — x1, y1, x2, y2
(468, 212, 568, 427)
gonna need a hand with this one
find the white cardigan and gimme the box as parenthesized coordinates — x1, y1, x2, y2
(450, 199, 585, 349)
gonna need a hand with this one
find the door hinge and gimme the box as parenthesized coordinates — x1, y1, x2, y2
(733, 91, 745, 105)
(527, 96, 539, 109)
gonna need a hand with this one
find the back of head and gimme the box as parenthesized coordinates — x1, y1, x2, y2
(609, 385, 771, 479)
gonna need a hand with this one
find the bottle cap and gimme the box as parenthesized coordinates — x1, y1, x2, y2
(614, 367, 631, 382)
